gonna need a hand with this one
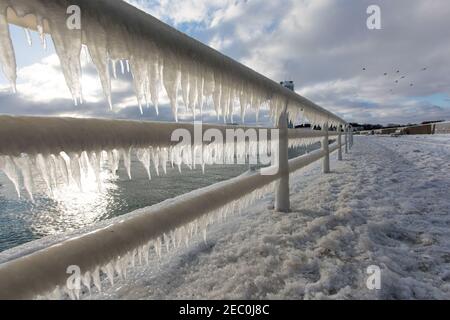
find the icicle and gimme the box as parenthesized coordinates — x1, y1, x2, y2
(212, 72, 222, 119)
(136, 148, 151, 180)
(49, 15, 83, 106)
(36, 22, 47, 50)
(122, 254, 130, 279)
(137, 246, 143, 265)
(69, 152, 83, 191)
(130, 250, 136, 268)
(81, 272, 92, 295)
(151, 148, 160, 176)
(122, 148, 132, 179)
(221, 83, 230, 122)
(102, 263, 115, 286)
(23, 28, 32, 46)
(161, 148, 168, 174)
(163, 54, 181, 122)
(93, 267, 101, 292)
(164, 233, 170, 253)
(130, 54, 147, 114)
(255, 96, 261, 122)
(85, 21, 113, 109)
(47, 154, 58, 190)
(114, 258, 124, 280)
(35, 154, 52, 194)
(0, 10, 17, 92)
(88, 151, 102, 190)
(0, 156, 20, 198)
(150, 61, 160, 115)
(109, 149, 120, 175)
(154, 237, 162, 259)
(142, 67, 151, 109)
(57, 152, 71, 186)
(143, 243, 150, 265)
(239, 84, 249, 122)
(80, 151, 90, 179)
(199, 76, 205, 117)
(13, 155, 34, 201)
(120, 60, 125, 74)
(203, 70, 215, 108)
(188, 65, 198, 119)
(180, 65, 190, 109)
(112, 60, 118, 79)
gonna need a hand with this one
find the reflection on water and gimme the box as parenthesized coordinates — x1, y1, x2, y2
(0, 155, 248, 252)
(0, 143, 319, 252)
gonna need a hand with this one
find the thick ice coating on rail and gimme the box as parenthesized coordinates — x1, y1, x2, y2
(0, 115, 335, 201)
(0, 0, 345, 126)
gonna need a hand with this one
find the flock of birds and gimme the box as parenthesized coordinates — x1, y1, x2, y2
(362, 66, 428, 94)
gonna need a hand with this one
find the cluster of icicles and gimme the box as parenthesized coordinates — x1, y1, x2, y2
(0, 0, 342, 126)
(34, 181, 277, 300)
(289, 136, 326, 149)
(0, 135, 284, 201)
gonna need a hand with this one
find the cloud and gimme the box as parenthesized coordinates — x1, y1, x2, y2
(126, 0, 236, 26)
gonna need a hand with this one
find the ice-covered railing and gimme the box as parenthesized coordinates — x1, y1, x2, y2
(0, 118, 351, 299)
(0, 0, 345, 126)
(0, 115, 339, 201)
(0, 124, 351, 300)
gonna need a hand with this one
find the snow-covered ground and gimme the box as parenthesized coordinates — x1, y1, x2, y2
(84, 135, 450, 300)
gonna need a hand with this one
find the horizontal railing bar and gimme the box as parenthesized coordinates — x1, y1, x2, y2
(289, 143, 339, 173)
(0, 141, 341, 299)
(288, 128, 338, 140)
(0, 115, 333, 156)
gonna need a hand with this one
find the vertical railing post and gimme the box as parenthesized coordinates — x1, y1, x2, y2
(275, 102, 290, 213)
(350, 127, 354, 148)
(322, 122, 330, 173)
(337, 125, 343, 161)
(348, 126, 351, 150)
(345, 125, 349, 154)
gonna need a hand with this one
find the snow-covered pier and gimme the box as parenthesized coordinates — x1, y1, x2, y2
(89, 135, 450, 299)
